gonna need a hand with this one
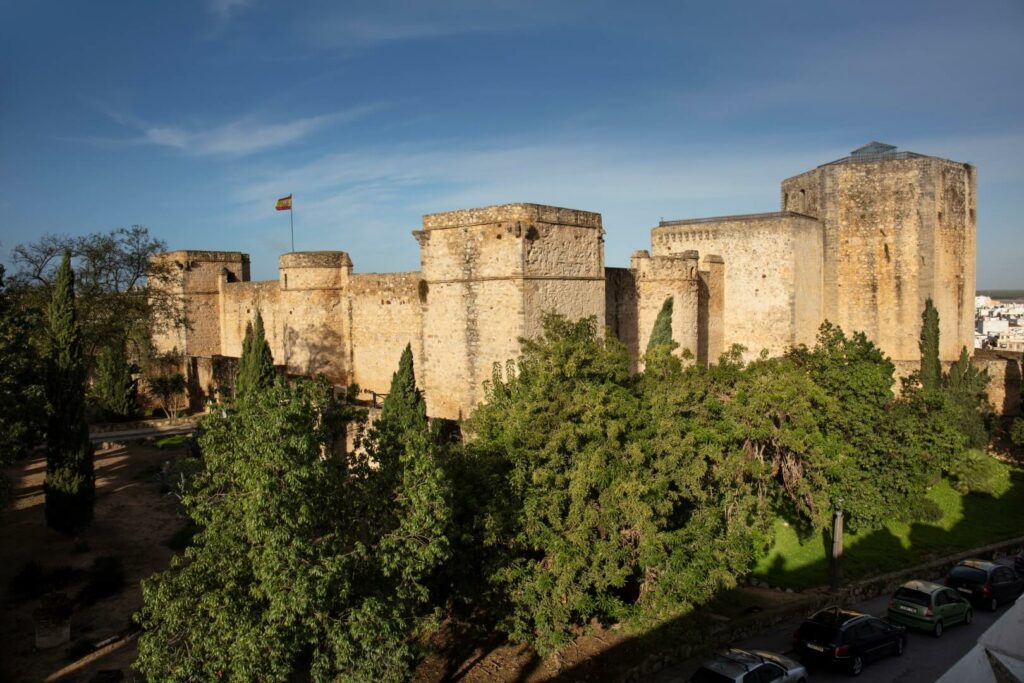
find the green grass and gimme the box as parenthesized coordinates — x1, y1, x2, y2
(154, 434, 189, 449)
(752, 463, 1024, 590)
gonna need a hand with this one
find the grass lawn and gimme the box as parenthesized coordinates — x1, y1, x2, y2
(752, 462, 1024, 590)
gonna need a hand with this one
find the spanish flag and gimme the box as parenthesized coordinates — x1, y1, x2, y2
(276, 194, 293, 211)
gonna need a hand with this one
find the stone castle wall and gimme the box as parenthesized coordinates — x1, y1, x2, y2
(150, 144, 989, 417)
(417, 204, 606, 418)
(651, 213, 822, 358)
(350, 272, 421, 398)
(780, 155, 975, 362)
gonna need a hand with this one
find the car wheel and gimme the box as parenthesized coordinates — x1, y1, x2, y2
(933, 620, 943, 638)
(850, 655, 864, 676)
(989, 597, 999, 612)
(965, 609, 973, 625)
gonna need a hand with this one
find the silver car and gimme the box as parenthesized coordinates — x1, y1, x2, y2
(689, 648, 809, 683)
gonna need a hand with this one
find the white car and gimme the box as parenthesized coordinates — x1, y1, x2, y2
(689, 648, 808, 683)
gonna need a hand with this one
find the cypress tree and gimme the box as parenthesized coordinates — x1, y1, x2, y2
(94, 340, 135, 418)
(235, 310, 275, 400)
(646, 296, 675, 355)
(379, 343, 427, 435)
(919, 298, 941, 392)
(44, 251, 95, 535)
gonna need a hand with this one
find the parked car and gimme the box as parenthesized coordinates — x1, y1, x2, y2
(689, 648, 807, 683)
(792, 606, 906, 676)
(945, 559, 1024, 611)
(886, 580, 972, 636)
(1014, 550, 1024, 577)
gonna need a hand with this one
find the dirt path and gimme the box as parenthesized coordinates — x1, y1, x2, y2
(0, 443, 186, 682)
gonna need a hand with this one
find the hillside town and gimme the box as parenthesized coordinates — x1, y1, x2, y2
(976, 294, 1024, 352)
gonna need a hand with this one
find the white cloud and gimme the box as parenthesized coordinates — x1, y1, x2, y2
(92, 104, 379, 157)
(296, 0, 563, 50)
(209, 0, 254, 19)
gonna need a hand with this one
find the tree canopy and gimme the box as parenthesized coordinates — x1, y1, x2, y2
(135, 377, 449, 682)
(0, 265, 45, 508)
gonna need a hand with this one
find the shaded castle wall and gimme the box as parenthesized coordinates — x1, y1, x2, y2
(278, 252, 352, 385)
(780, 156, 975, 362)
(605, 267, 639, 369)
(651, 213, 822, 358)
(605, 252, 723, 372)
(150, 250, 249, 358)
(972, 350, 1022, 417)
(417, 204, 605, 419)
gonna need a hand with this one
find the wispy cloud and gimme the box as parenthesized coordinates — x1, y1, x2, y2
(90, 104, 379, 157)
(297, 0, 562, 50)
(209, 0, 254, 19)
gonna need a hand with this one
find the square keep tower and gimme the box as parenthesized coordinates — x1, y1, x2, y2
(414, 203, 606, 419)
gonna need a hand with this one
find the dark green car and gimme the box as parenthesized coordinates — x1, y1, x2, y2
(886, 580, 972, 637)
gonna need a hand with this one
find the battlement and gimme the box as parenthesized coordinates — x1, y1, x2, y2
(279, 251, 353, 269)
(421, 203, 603, 230)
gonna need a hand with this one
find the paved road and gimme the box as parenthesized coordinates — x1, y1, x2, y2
(658, 559, 1018, 683)
(88, 422, 196, 443)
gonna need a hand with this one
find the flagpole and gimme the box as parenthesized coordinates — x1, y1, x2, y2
(290, 198, 294, 253)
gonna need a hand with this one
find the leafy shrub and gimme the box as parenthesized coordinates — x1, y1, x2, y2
(1011, 418, 1024, 448)
(165, 521, 199, 551)
(948, 449, 1003, 495)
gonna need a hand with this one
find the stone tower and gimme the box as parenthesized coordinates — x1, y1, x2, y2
(414, 203, 606, 419)
(150, 250, 250, 358)
(781, 142, 976, 363)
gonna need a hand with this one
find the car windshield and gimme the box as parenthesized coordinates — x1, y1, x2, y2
(894, 587, 931, 606)
(690, 666, 734, 683)
(950, 566, 988, 583)
(798, 621, 840, 644)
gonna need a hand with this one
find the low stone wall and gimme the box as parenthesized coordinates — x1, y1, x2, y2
(621, 534, 1024, 682)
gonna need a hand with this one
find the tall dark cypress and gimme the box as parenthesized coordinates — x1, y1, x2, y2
(646, 296, 675, 355)
(235, 310, 275, 400)
(379, 343, 428, 435)
(919, 298, 941, 393)
(44, 251, 95, 535)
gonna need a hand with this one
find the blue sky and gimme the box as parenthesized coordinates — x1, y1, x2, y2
(1, 0, 1022, 286)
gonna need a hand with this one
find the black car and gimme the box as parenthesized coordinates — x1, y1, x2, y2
(792, 606, 906, 676)
(945, 559, 1024, 611)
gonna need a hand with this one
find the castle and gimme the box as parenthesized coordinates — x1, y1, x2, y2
(152, 142, 988, 420)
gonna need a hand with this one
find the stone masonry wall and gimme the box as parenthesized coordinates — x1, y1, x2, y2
(149, 250, 249, 358)
(417, 204, 605, 419)
(605, 267, 640, 370)
(651, 213, 822, 359)
(780, 156, 975, 363)
(350, 272, 422, 398)
(278, 252, 352, 385)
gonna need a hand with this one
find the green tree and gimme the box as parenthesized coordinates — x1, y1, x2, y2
(235, 311, 275, 401)
(0, 266, 45, 508)
(149, 373, 186, 420)
(645, 296, 675, 355)
(10, 226, 182, 362)
(944, 346, 990, 450)
(362, 344, 429, 474)
(467, 316, 777, 653)
(43, 251, 95, 535)
(135, 377, 449, 681)
(919, 298, 942, 393)
(93, 340, 136, 419)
